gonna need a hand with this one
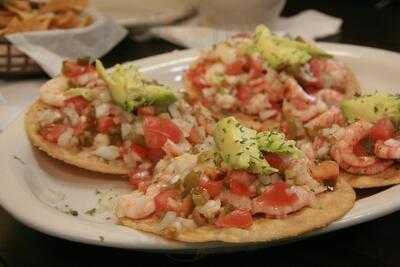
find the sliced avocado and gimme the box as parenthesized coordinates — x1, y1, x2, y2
(96, 60, 126, 107)
(95, 60, 177, 112)
(251, 25, 332, 70)
(341, 93, 400, 123)
(213, 117, 277, 175)
(65, 88, 96, 101)
(256, 131, 302, 158)
(125, 85, 177, 111)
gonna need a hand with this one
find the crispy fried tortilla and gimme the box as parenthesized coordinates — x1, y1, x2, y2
(341, 167, 400, 189)
(120, 177, 355, 243)
(25, 100, 128, 175)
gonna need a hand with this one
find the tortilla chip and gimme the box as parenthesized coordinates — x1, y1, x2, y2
(39, 0, 88, 13)
(50, 10, 81, 29)
(341, 167, 400, 189)
(120, 177, 355, 243)
(25, 101, 129, 175)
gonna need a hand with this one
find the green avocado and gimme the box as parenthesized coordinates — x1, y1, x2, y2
(213, 117, 277, 175)
(341, 93, 400, 123)
(64, 88, 96, 101)
(95, 60, 177, 112)
(256, 131, 302, 158)
(251, 25, 332, 70)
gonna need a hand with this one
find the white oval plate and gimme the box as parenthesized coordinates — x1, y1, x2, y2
(90, 0, 194, 27)
(1, 43, 400, 252)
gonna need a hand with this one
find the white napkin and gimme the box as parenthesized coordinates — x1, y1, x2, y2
(148, 10, 342, 48)
(5, 10, 127, 77)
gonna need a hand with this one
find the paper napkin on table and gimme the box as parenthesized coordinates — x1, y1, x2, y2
(147, 10, 342, 48)
(5, 10, 127, 78)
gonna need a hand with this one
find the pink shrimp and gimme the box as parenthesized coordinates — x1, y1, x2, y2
(252, 186, 314, 219)
(374, 138, 400, 159)
(283, 101, 326, 122)
(304, 106, 345, 131)
(315, 89, 345, 107)
(330, 120, 382, 167)
(282, 74, 316, 103)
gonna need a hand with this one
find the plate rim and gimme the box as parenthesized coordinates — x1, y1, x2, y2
(1, 43, 400, 251)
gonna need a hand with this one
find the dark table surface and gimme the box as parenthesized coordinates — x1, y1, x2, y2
(1, 1, 400, 266)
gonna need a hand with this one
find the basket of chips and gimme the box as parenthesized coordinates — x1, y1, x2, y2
(0, 0, 93, 77)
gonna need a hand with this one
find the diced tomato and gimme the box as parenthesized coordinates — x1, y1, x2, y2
(62, 60, 95, 78)
(370, 118, 395, 141)
(264, 153, 286, 171)
(225, 60, 245, 75)
(147, 148, 166, 163)
(154, 189, 180, 215)
(249, 58, 265, 79)
(137, 106, 156, 116)
(215, 209, 253, 229)
(186, 64, 208, 90)
(40, 124, 67, 143)
(131, 143, 148, 158)
(236, 85, 252, 102)
(226, 170, 257, 186)
(188, 127, 202, 144)
(200, 179, 223, 198)
(97, 116, 116, 134)
(229, 180, 250, 196)
(64, 96, 89, 115)
(143, 116, 182, 149)
(259, 181, 298, 207)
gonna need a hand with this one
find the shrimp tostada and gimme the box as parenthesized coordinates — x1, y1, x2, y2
(117, 117, 355, 242)
(326, 94, 400, 188)
(26, 59, 216, 175)
(184, 25, 359, 132)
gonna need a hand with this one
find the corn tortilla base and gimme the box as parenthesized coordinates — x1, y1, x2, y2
(25, 101, 128, 175)
(341, 167, 400, 189)
(120, 178, 355, 243)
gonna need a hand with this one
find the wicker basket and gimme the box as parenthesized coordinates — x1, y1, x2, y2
(0, 36, 43, 78)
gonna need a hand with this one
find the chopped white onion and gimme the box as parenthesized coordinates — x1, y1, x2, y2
(158, 211, 177, 230)
(93, 133, 110, 147)
(63, 107, 79, 126)
(57, 127, 73, 147)
(93, 146, 120, 160)
(197, 200, 221, 219)
(95, 103, 110, 118)
(37, 109, 61, 127)
(121, 123, 132, 140)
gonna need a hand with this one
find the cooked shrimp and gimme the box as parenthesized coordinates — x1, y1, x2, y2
(283, 100, 326, 122)
(252, 185, 314, 218)
(304, 106, 344, 131)
(374, 138, 400, 159)
(330, 120, 378, 167)
(116, 192, 156, 219)
(339, 160, 393, 175)
(39, 76, 69, 107)
(281, 73, 315, 103)
(315, 89, 345, 107)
